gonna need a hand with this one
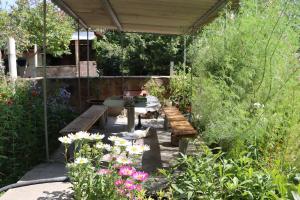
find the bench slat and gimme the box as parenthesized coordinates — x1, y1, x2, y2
(59, 105, 107, 134)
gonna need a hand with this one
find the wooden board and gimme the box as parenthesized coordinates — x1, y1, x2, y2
(170, 120, 197, 137)
(59, 105, 108, 134)
(166, 114, 187, 122)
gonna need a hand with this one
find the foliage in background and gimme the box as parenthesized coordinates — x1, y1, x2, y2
(144, 80, 166, 103)
(0, 0, 74, 57)
(93, 31, 185, 76)
(162, 144, 300, 199)
(169, 70, 194, 112)
(189, 0, 300, 165)
(0, 76, 75, 187)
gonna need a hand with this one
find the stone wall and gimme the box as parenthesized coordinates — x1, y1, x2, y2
(42, 76, 169, 111)
(18, 61, 97, 78)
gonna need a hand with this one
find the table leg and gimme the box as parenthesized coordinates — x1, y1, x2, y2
(127, 106, 135, 132)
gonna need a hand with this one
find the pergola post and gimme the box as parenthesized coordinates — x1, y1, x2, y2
(42, 0, 49, 161)
(86, 28, 90, 98)
(7, 37, 17, 80)
(183, 35, 187, 72)
(76, 21, 82, 111)
(33, 44, 38, 77)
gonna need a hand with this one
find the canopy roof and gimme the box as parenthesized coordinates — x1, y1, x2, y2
(52, 0, 238, 35)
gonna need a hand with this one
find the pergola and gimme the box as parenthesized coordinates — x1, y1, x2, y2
(42, 0, 238, 160)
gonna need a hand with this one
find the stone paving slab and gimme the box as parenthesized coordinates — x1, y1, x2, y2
(0, 163, 72, 200)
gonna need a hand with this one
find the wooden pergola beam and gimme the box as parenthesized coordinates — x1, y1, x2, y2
(100, 0, 123, 31)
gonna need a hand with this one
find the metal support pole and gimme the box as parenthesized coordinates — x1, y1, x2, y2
(183, 35, 186, 72)
(77, 21, 82, 111)
(42, 0, 49, 161)
(86, 28, 90, 98)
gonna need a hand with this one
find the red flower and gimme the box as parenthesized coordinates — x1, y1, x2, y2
(31, 90, 38, 97)
(6, 99, 13, 106)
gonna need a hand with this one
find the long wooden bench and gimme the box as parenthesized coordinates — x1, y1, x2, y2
(163, 106, 197, 154)
(59, 105, 108, 135)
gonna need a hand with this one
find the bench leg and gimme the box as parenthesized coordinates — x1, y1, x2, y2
(164, 116, 168, 130)
(179, 138, 189, 155)
(99, 115, 106, 130)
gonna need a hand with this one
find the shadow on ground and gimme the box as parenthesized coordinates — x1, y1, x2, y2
(37, 190, 73, 200)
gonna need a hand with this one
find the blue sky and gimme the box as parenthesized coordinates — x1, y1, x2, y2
(0, 0, 16, 10)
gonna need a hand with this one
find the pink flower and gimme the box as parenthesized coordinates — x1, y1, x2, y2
(119, 166, 136, 176)
(135, 184, 142, 191)
(132, 171, 149, 182)
(124, 180, 136, 191)
(115, 179, 124, 186)
(117, 188, 126, 196)
(96, 169, 112, 175)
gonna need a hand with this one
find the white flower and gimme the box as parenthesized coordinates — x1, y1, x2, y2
(108, 135, 120, 142)
(89, 133, 105, 141)
(253, 102, 264, 109)
(140, 144, 150, 152)
(75, 131, 90, 140)
(74, 157, 89, 164)
(126, 145, 143, 155)
(114, 138, 131, 146)
(112, 146, 121, 155)
(68, 131, 90, 141)
(58, 136, 72, 144)
(95, 142, 104, 149)
(116, 156, 132, 164)
(101, 154, 113, 162)
(103, 144, 112, 151)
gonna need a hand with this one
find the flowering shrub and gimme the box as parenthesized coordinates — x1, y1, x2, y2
(59, 132, 150, 199)
(0, 77, 75, 187)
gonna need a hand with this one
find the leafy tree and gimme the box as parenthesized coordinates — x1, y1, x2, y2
(93, 31, 185, 76)
(0, 0, 74, 57)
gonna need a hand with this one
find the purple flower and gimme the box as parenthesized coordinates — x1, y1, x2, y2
(132, 171, 149, 182)
(124, 180, 136, 191)
(119, 166, 136, 176)
(115, 179, 124, 186)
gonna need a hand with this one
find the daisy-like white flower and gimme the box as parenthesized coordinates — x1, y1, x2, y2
(74, 157, 89, 164)
(108, 135, 120, 142)
(69, 131, 90, 141)
(116, 156, 132, 164)
(103, 144, 112, 151)
(114, 138, 130, 146)
(112, 146, 121, 155)
(101, 154, 113, 162)
(95, 142, 104, 149)
(126, 145, 143, 155)
(58, 136, 72, 144)
(75, 131, 90, 140)
(89, 133, 105, 141)
(67, 133, 78, 141)
(140, 144, 150, 152)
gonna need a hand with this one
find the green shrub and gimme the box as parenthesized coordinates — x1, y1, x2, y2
(0, 77, 75, 187)
(169, 70, 194, 112)
(189, 0, 300, 163)
(162, 144, 300, 200)
(144, 79, 166, 103)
